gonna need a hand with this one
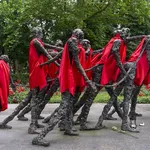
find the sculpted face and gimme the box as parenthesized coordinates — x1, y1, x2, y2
(55, 39, 63, 47)
(82, 39, 91, 51)
(72, 28, 84, 42)
(121, 28, 130, 38)
(0, 55, 9, 63)
(31, 27, 43, 39)
(114, 27, 130, 39)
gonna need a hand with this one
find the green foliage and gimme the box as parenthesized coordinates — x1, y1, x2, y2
(50, 91, 62, 103)
(48, 90, 150, 104)
(1, 0, 150, 68)
(0, 0, 31, 62)
(11, 73, 29, 84)
(2, 0, 149, 106)
(8, 87, 150, 104)
(9, 85, 29, 104)
(137, 97, 150, 103)
(9, 90, 29, 104)
(139, 86, 150, 97)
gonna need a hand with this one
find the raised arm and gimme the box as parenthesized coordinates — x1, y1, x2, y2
(40, 50, 62, 67)
(112, 39, 127, 75)
(33, 39, 60, 67)
(68, 38, 96, 91)
(44, 43, 63, 52)
(92, 48, 104, 55)
(126, 35, 146, 43)
(34, 39, 51, 59)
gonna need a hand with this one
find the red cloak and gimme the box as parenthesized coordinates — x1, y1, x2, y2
(29, 38, 48, 90)
(91, 51, 103, 66)
(0, 60, 10, 111)
(143, 69, 150, 85)
(48, 61, 59, 79)
(45, 49, 59, 79)
(59, 39, 86, 95)
(85, 48, 93, 80)
(128, 37, 150, 86)
(99, 34, 126, 85)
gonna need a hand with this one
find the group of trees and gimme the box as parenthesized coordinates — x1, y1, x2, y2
(0, 0, 150, 73)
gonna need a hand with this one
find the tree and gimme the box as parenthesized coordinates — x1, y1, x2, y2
(0, 0, 150, 73)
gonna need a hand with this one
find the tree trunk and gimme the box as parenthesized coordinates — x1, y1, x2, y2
(14, 59, 19, 74)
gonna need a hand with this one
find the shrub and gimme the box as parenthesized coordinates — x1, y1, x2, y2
(9, 80, 29, 104)
(8, 84, 150, 104)
(140, 85, 150, 96)
(11, 73, 29, 84)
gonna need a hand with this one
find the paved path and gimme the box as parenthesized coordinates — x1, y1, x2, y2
(0, 104, 150, 150)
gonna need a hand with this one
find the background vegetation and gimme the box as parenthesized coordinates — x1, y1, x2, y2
(0, 0, 149, 103)
(1, 0, 150, 73)
(9, 84, 150, 104)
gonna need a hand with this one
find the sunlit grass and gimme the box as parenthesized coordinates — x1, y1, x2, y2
(49, 91, 150, 104)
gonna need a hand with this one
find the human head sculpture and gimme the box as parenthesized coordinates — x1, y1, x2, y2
(55, 39, 63, 47)
(81, 39, 91, 51)
(31, 27, 43, 39)
(114, 27, 130, 40)
(72, 28, 84, 43)
(0, 55, 9, 63)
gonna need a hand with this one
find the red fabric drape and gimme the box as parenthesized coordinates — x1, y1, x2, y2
(91, 53, 103, 66)
(0, 60, 10, 111)
(46, 49, 59, 79)
(132, 52, 149, 86)
(29, 38, 48, 90)
(85, 48, 93, 80)
(128, 37, 146, 62)
(128, 37, 150, 86)
(48, 62, 59, 79)
(143, 70, 150, 85)
(99, 34, 126, 85)
(59, 39, 86, 95)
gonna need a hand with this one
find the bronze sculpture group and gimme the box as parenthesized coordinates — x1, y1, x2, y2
(0, 27, 149, 147)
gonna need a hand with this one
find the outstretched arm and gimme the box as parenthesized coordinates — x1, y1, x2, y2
(34, 39, 60, 66)
(126, 35, 146, 43)
(49, 50, 63, 58)
(68, 38, 96, 91)
(40, 51, 62, 67)
(92, 48, 103, 55)
(34, 39, 51, 59)
(44, 43, 63, 52)
(112, 39, 127, 75)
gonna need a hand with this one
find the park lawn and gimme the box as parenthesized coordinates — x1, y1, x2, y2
(49, 91, 150, 104)
(9, 84, 150, 104)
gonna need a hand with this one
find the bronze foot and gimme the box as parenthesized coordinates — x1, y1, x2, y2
(0, 123, 12, 129)
(64, 130, 79, 136)
(121, 124, 139, 133)
(32, 137, 50, 147)
(17, 116, 28, 121)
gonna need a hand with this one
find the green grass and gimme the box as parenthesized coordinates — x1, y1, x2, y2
(50, 92, 62, 103)
(8, 88, 150, 104)
(49, 91, 150, 104)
